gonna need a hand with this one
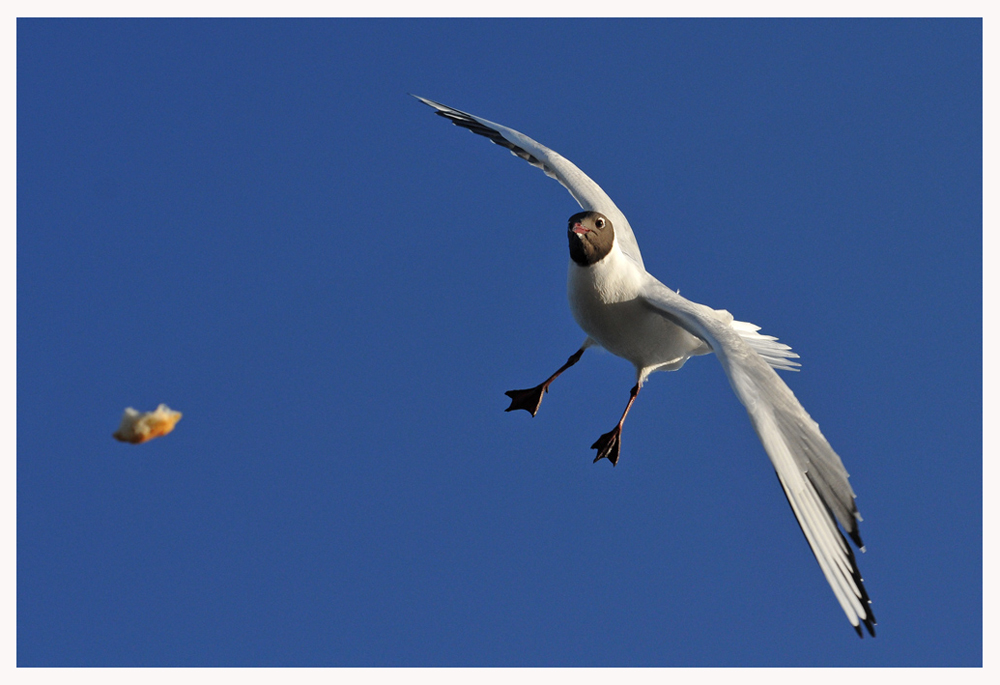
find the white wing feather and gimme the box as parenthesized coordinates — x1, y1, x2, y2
(726, 315, 801, 371)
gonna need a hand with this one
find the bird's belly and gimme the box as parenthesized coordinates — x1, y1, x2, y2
(569, 265, 704, 371)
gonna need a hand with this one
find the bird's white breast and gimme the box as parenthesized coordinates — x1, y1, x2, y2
(567, 240, 707, 376)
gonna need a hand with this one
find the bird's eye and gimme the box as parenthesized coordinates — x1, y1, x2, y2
(595, 218, 605, 229)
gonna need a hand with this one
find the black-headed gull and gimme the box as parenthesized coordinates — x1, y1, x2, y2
(414, 95, 875, 637)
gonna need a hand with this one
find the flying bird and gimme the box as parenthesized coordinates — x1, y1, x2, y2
(413, 95, 875, 637)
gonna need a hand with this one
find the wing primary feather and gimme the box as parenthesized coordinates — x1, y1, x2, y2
(411, 95, 545, 166)
(794, 471, 876, 636)
(774, 477, 875, 638)
(764, 424, 866, 620)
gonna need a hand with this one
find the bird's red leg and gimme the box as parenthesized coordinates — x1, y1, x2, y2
(591, 383, 641, 466)
(504, 347, 586, 417)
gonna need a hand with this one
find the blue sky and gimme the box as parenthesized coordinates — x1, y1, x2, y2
(16, 18, 982, 667)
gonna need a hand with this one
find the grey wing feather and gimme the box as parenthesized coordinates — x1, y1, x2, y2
(638, 276, 875, 636)
(413, 95, 645, 269)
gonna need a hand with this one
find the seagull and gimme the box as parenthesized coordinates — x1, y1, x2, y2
(413, 95, 875, 638)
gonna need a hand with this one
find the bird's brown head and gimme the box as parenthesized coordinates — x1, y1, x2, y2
(568, 211, 615, 266)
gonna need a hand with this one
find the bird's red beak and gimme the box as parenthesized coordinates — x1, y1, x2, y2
(571, 223, 590, 234)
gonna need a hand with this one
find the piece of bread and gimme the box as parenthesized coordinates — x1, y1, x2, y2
(112, 404, 182, 444)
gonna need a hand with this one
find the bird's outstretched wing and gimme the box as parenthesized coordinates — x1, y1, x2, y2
(638, 275, 876, 637)
(412, 95, 644, 268)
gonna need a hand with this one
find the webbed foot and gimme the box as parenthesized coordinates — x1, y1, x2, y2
(591, 427, 622, 466)
(504, 385, 547, 416)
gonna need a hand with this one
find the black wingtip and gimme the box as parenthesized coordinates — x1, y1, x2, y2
(772, 470, 878, 638)
(853, 614, 876, 638)
(863, 605, 877, 637)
